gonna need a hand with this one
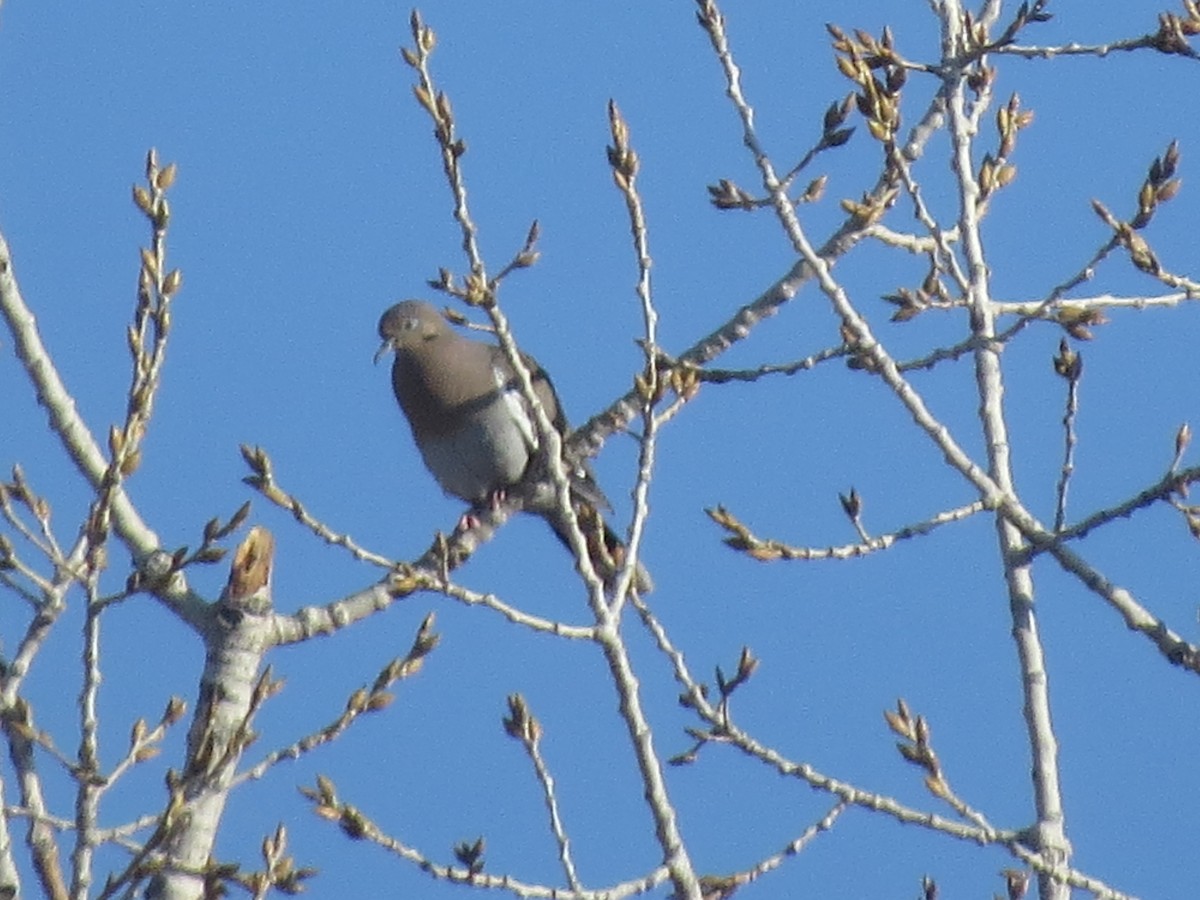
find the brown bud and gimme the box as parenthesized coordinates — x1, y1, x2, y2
(162, 269, 183, 297)
(839, 487, 862, 521)
(164, 696, 187, 724)
(132, 184, 153, 215)
(154, 162, 178, 191)
(1176, 423, 1192, 462)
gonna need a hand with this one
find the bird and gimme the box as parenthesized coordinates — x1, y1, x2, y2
(375, 300, 651, 593)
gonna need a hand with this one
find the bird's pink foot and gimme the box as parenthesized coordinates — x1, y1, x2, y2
(455, 489, 509, 533)
(455, 511, 482, 532)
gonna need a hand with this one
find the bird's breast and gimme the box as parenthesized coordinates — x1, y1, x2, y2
(413, 394, 537, 502)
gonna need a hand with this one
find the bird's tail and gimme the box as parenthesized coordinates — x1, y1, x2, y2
(546, 502, 653, 594)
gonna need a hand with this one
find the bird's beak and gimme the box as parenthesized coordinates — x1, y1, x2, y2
(373, 340, 392, 366)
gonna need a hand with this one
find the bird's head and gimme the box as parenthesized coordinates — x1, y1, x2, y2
(374, 300, 447, 364)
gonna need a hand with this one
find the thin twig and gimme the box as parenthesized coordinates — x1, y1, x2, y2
(605, 98, 658, 610)
(709, 500, 986, 562)
(503, 696, 580, 891)
(1053, 355, 1082, 532)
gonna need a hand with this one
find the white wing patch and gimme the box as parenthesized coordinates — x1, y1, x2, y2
(494, 364, 540, 452)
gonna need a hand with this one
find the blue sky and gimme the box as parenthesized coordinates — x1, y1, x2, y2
(2, 2, 1199, 897)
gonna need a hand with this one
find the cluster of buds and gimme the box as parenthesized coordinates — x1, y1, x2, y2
(829, 24, 905, 145)
(1052, 338, 1083, 380)
(882, 268, 954, 324)
(977, 93, 1034, 213)
(404, 13, 463, 160)
(1152, 1, 1200, 55)
(122, 150, 183, 476)
(1092, 142, 1182, 278)
(885, 698, 947, 797)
